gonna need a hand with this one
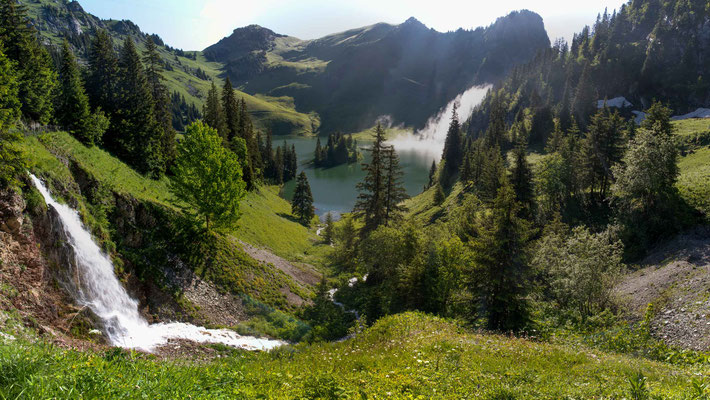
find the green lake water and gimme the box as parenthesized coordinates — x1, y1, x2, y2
(278, 135, 434, 218)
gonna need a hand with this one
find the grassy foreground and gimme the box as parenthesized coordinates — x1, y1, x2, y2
(0, 313, 705, 399)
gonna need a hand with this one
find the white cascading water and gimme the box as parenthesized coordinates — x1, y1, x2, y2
(29, 174, 284, 352)
(389, 85, 492, 160)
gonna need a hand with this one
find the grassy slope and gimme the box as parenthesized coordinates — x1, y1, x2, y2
(24, 0, 317, 136)
(21, 132, 327, 310)
(674, 119, 710, 217)
(23, 132, 323, 258)
(0, 312, 703, 399)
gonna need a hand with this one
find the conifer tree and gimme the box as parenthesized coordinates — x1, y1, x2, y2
(354, 124, 388, 236)
(510, 138, 534, 216)
(426, 160, 437, 189)
(314, 137, 323, 165)
(581, 107, 625, 200)
(237, 98, 262, 179)
(274, 145, 284, 184)
(56, 40, 95, 145)
(485, 97, 507, 151)
(572, 64, 597, 128)
(441, 104, 463, 180)
(222, 77, 239, 142)
(87, 29, 118, 115)
(203, 81, 227, 140)
(0, 0, 56, 124)
(143, 37, 175, 167)
(115, 38, 163, 176)
(292, 171, 314, 225)
(468, 178, 531, 331)
(477, 145, 506, 202)
(433, 183, 446, 205)
(323, 212, 334, 244)
(0, 46, 24, 189)
(383, 145, 408, 226)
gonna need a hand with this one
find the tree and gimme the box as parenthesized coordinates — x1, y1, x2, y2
(533, 226, 623, 317)
(115, 38, 163, 176)
(222, 77, 239, 142)
(433, 183, 446, 205)
(441, 103, 463, 181)
(292, 171, 314, 225)
(641, 100, 673, 137)
(202, 81, 227, 140)
(334, 216, 358, 271)
(323, 212, 334, 244)
(382, 145, 408, 226)
(572, 64, 596, 128)
(467, 179, 531, 331)
(171, 122, 246, 231)
(87, 29, 118, 115)
(354, 124, 387, 236)
(56, 40, 104, 146)
(425, 160, 436, 189)
(581, 107, 625, 200)
(510, 138, 534, 216)
(143, 37, 175, 167)
(0, 46, 24, 189)
(0, 0, 56, 124)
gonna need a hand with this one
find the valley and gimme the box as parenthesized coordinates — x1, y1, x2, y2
(2, 0, 710, 398)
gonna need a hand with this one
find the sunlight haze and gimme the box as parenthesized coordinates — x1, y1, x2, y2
(79, 0, 628, 50)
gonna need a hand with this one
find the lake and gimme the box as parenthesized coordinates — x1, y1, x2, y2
(279, 134, 434, 218)
(278, 85, 491, 218)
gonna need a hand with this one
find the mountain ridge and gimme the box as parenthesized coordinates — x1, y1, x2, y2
(204, 10, 551, 133)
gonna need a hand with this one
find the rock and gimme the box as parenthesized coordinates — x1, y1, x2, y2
(0, 190, 25, 234)
(88, 329, 102, 336)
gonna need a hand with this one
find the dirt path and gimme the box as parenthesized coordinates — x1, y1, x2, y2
(615, 227, 710, 350)
(239, 241, 322, 289)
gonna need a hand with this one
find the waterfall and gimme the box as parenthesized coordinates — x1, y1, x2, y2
(29, 174, 284, 352)
(389, 85, 491, 161)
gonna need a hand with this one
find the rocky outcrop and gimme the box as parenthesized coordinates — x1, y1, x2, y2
(0, 190, 25, 235)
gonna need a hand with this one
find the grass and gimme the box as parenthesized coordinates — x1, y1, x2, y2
(25, 0, 318, 136)
(0, 312, 706, 399)
(21, 131, 328, 310)
(677, 146, 710, 217)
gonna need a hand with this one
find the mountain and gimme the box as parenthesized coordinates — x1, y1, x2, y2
(466, 0, 710, 137)
(204, 12, 550, 133)
(22, 0, 319, 135)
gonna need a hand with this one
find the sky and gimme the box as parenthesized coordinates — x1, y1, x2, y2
(78, 0, 629, 51)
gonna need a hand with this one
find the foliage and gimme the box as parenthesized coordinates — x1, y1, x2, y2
(313, 132, 359, 168)
(466, 179, 532, 331)
(291, 171, 314, 225)
(55, 40, 105, 146)
(0, 312, 702, 399)
(300, 279, 355, 342)
(171, 122, 246, 231)
(0, 47, 22, 189)
(533, 225, 624, 317)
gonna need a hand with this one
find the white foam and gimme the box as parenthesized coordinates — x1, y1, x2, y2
(30, 174, 284, 352)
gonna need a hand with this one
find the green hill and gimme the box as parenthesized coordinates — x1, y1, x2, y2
(204, 12, 550, 134)
(22, 0, 318, 136)
(0, 312, 703, 398)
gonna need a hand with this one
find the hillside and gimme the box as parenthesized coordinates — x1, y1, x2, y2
(22, 0, 318, 135)
(0, 313, 704, 398)
(466, 0, 710, 137)
(204, 11, 550, 133)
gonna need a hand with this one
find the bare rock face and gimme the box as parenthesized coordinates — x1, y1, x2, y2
(0, 190, 25, 235)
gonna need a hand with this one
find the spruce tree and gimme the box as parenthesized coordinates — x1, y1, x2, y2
(56, 40, 95, 145)
(323, 212, 334, 244)
(426, 160, 437, 189)
(354, 124, 387, 236)
(485, 97, 507, 151)
(274, 145, 284, 184)
(292, 171, 314, 225)
(115, 38, 163, 176)
(382, 145, 408, 226)
(87, 29, 118, 114)
(143, 37, 175, 167)
(477, 145, 506, 202)
(468, 178, 531, 331)
(0, 46, 24, 189)
(572, 64, 597, 128)
(222, 77, 239, 142)
(441, 104, 463, 180)
(203, 81, 227, 140)
(314, 137, 323, 166)
(581, 107, 625, 200)
(0, 0, 56, 124)
(510, 138, 534, 217)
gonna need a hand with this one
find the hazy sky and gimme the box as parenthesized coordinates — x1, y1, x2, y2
(78, 0, 628, 50)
